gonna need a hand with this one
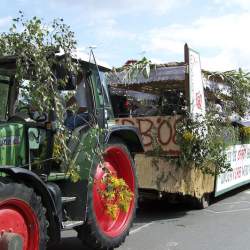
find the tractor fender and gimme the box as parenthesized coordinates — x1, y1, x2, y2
(0, 167, 60, 246)
(105, 125, 144, 153)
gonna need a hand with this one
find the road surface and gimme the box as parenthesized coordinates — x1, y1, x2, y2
(49, 185, 250, 250)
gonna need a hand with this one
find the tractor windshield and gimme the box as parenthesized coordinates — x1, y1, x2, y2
(0, 76, 10, 120)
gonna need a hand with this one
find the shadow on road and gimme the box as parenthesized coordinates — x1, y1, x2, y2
(136, 199, 189, 224)
(48, 237, 86, 250)
(47, 200, 188, 250)
(48, 184, 250, 250)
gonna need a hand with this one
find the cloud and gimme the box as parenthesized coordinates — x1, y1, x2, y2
(144, 38, 184, 54)
(143, 12, 250, 70)
(49, 0, 190, 54)
(214, 0, 250, 10)
(201, 50, 237, 71)
(16, 0, 29, 4)
(51, 0, 185, 16)
(87, 17, 136, 41)
(0, 16, 12, 29)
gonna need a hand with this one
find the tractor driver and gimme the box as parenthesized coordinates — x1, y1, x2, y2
(64, 71, 89, 130)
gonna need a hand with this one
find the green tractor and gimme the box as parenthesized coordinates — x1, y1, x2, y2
(0, 55, 144, 250)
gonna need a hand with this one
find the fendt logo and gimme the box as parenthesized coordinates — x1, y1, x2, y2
(0, 136, 20, 147)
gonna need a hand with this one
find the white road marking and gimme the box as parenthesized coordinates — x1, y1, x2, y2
(166, 241, 179, 250)
(166, 241, 178, 247)
(205, 207, 250, 214)
(130, 222, 154, 234)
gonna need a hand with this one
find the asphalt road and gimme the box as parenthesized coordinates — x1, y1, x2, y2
(50, 185, 250, 250)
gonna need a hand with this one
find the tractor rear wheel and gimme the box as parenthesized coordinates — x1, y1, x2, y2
(78, 143, 138, 249)
(0, 182, 48, 250)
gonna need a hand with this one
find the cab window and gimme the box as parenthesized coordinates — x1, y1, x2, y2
(0, 78, 10, 120)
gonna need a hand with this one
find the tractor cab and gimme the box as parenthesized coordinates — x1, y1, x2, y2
(0, 55, 111, 174)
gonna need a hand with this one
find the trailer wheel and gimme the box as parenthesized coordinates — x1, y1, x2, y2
(78, 143, 138, 249)
(194, 193, 211, 209)
(0, 182, 48, 250)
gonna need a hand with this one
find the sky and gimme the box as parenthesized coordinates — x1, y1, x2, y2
(0, 0, 250, 71)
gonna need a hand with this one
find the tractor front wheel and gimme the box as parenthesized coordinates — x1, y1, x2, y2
(0, 182, 48, 250)
(78, 143, 138, 249)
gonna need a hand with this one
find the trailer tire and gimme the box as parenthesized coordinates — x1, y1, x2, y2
(195, 193, 211, 209)
(0, 182, 48, 250)
(78, 143, 138, 249)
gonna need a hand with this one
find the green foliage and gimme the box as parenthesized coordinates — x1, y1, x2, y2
(0, 12, 79, 179)
(0, 12, 78, 110)
(239, 127, 250, 144)
(169, 68, 250, 174)
(111, 56, 154, 82)
(175, 113, 233, 174)
(204, 69, 250, 117)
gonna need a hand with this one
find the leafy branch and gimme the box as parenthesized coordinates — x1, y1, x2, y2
(108, 57, 154, 84)
(0, 13, 79, 178)
(204, 69, 250, 117)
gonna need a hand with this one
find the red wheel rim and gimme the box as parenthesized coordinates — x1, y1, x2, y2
(0, 199, 40, 250)
(93, 146, 135, 237)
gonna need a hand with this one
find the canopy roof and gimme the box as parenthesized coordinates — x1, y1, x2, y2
(0, 55, 110, 77)
(107, 63, 187, 94)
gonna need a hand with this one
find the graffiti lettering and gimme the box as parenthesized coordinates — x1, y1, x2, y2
(116, 116, 180, 153)
(157, 119, 172, 146)
(137, 119, 153, 147)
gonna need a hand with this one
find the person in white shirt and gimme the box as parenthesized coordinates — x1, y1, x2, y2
(64, 72, 89, 130)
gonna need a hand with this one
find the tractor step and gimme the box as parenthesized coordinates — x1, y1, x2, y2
(62, 220, 84, 230)
(61, 196, 77, 203)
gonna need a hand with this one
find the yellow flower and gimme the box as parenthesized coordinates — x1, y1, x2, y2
(240, 127, 250, 137)
(106, 204, 119, 220)
(100, 174, 133, 220)
(183, 131, 194, 141)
